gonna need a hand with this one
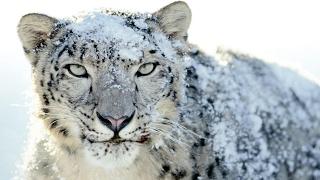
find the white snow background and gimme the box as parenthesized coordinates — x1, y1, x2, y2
(0, 0, 319, 179)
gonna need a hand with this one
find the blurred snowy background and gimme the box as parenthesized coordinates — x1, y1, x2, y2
(0, 0, 319, 179)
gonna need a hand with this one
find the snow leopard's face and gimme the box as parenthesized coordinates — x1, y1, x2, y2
(18, 2, 191, 169)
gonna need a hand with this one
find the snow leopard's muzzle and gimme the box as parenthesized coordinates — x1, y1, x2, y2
(96, 83, 136, 137)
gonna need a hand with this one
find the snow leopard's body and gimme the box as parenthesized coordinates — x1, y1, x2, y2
(17, 1, 320, 180)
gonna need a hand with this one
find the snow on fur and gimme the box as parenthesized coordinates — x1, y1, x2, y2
(51, 10, 320, 179)
(63, 11, 178, 62)
(183, 49, 320, 179)
(17, 5, 320, 180)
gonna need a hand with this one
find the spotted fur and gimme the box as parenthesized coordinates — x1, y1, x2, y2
(17, 1, 320, 180)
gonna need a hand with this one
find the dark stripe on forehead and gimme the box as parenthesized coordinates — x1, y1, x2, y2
(52, 29, 77, 59)
(57, 45, 69, 58)
(93, 43, 100, 59)
(57, 45, 75, 59)
(72, 42, 77, 51)
(80, 43, 88, 61)
(107, 41, 116, 60)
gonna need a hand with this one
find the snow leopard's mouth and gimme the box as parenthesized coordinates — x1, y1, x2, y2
(84, 134, 150, 145)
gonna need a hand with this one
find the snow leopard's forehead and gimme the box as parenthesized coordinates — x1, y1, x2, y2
(53, 11, 178, 64)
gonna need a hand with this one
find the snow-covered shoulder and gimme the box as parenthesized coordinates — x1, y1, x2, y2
(186, 49, 320, 179)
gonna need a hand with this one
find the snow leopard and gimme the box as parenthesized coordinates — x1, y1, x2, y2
(17, 1, 320, 180)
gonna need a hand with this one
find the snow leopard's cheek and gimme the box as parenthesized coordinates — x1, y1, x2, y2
(155, 99, 178, 120)
(59, 78, 91, 99)
(56, 68, 92, 103)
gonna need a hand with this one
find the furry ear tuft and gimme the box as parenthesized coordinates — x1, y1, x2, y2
(17, 13, 57, 53)
(154, 1, 191, 40)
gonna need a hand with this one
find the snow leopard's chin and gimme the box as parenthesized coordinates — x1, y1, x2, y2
(83, 141, 142, 169)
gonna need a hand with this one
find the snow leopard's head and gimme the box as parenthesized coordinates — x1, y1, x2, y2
(18, 1, 192, 169)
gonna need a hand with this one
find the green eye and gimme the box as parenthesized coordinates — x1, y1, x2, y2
(136, 62, 159, 77)
(65, 64, 88, 78)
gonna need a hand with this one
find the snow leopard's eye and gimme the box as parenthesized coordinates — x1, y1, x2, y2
(65, 64, 88, 78)
(136, 62, 159, 77)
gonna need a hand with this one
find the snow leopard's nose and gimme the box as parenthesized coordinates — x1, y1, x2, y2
(96, 111, 135, 133)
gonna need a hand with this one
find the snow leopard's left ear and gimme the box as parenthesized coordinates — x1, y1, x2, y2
(154, 1, 191, 40)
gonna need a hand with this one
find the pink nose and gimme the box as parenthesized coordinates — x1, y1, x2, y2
(107, 117, 126, 130)
(96, 112, 135, 133)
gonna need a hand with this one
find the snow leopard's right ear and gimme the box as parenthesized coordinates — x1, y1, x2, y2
(153, 1, 191, 40)
(18, 13, 58, 63)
